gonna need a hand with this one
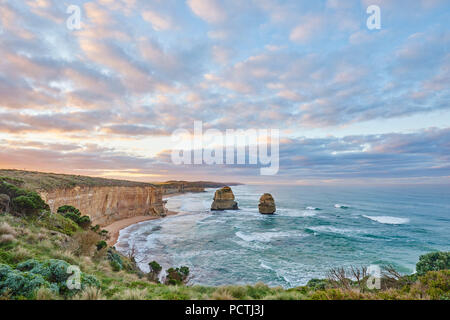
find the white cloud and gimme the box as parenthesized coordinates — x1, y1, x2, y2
(290, 15, 324, 43)
(142, 10, 174, 31)
(187, 0, 226, 24)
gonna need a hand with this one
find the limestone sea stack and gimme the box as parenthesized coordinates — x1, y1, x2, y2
(258, 193, 276, 214)
(211, 186, 238, 210)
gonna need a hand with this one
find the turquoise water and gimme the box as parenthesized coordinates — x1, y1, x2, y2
(116, 184, 450, 288)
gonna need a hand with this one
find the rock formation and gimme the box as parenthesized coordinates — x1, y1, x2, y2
(258, 193, 276, 214)
(0, 194, 10, 213)
(211, 186, 238, 210)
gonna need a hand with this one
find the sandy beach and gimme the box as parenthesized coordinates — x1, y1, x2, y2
(105, 210, 178, 246)
(104, 192, 203, 246)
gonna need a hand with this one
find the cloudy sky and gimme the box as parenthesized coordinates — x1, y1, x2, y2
(0, 0, 449, 184)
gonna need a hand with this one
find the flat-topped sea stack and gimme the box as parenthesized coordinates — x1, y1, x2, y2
(258, 193, 276, 214)
(211, 186, 238, 210)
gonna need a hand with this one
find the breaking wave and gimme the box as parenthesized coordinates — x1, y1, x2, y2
(363, 215, 410, 225)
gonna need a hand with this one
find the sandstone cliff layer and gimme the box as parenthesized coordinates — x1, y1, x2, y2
(39, 186, 167, 226)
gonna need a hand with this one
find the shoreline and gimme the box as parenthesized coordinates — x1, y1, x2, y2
(104, 193, 196, 246)
(104, 210, 178, 246)
(101, 187, 237, 247)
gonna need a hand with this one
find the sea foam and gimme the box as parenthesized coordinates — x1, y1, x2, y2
(235, 231, 296, 242)
(363, 215, 410, 225)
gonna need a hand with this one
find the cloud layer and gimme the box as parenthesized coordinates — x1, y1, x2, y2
(0, 0, 449, 183)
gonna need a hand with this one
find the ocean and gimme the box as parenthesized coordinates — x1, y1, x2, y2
(115, 184, 450, 288)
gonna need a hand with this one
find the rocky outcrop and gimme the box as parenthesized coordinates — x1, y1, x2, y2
(39, 186, 167, 226)
(0, 194, 10, 213)
(258, 193, 276, 214)
(211, 186, 238, 210)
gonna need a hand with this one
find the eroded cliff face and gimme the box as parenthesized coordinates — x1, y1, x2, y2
(162, 185, 205, 195)
(39, 186, 167, 226)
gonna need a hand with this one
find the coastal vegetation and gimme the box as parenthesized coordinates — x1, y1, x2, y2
(57, 205, 92, 229)
(0, 170, 157, 192)
(0, 169, 238, 193)
(0, 172, 448, 300)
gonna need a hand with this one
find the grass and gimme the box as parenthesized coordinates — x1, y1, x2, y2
(0, 169, 157, 192)
(0, 169, 237, 193)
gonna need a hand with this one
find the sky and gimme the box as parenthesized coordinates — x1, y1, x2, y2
(0, 0, 449, 185)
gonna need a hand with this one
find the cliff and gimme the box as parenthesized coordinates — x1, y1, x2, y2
(160, 180, 242, 195)
(39, 185, 167, 226)
(0, 169, 241, 227)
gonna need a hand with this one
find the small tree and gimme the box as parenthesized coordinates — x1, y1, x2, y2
(327, 267, 351, 290)
(416, 252, 450, 276)
(148, 261, 162, 283)
(350, 266, 368, 292)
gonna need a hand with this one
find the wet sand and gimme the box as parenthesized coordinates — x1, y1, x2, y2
(105, 210, 178, 246)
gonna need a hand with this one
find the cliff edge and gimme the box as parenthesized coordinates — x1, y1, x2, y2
(0, 169, 240, 227)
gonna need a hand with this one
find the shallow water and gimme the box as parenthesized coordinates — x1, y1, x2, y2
(116, 184, 450, 288)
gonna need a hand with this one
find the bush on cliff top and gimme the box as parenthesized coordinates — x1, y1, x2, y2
(57, 205, 91, 229)
(0, 181, 49, 215)
(416, 252, 450, 276)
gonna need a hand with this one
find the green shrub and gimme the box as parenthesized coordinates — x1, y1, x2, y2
(12, 196, 36, 210)
(417, 270, 450, 300)
(149, 261, 162, 273)
(0, 264, 48, 298)
(57, 205, 80, 215)
(0, 259, 99, 299)
(165, 266, 190, 285)
(107, 248, 124, 271)
(90, 225, 109, 239)
(78, 216, 92, 229)
(0, 181, 49, 215)
(148, 261, 162, 282)
(15, 259, 99, 297)
(0, 181, 27, 198)
(307, 278, 331, 290)
(96, 241, 107, 251)
(57, 205, 91, 229)
(416, 252, 450, 276)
